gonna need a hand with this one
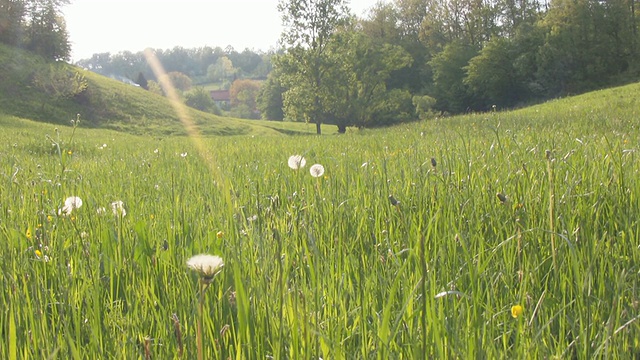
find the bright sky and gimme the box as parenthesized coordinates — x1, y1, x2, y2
(63, 0, 377, 62)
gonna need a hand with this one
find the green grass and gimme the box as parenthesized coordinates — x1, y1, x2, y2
(1, 80, 640, 358)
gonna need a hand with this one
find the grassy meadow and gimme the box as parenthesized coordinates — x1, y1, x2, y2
(1, 82, 640, 359)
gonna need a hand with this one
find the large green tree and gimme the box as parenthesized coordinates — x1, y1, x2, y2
(276, 0, 350, 134)
(322, 29, 414, 132)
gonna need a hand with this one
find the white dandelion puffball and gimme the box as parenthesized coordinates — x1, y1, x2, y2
(187, 254, 224, 279)
(110, 200, 126, 217)
(61, 196, 83, 215)
(288, 155, 306, 170)
(310, 164, 325, 177)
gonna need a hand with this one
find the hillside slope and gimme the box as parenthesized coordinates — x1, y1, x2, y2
(0, 44, 334, 137)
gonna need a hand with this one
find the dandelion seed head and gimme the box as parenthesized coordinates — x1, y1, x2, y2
(61, 196, 83, 215)
(309, 164, 325, 177)
(110, 200, 127, 217)
(187, 254, 224, 280)
(288, 155, 306, 170)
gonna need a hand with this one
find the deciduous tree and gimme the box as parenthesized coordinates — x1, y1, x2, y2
(277, 0, 350, 134)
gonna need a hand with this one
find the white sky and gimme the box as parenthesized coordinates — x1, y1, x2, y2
(63, 0, 378, 62)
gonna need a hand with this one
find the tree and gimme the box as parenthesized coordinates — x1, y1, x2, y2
(32, 63, 87, 110)
(0, 0, 26, 46)
(24, 0, 70, 61)
(167, 71, 192, 92)
(464, 37, 523, 108)
(207, 56, 237, 83)
(429, 40, 478, 112)
(135, 72, 148, 90)
(185, 87, 220, 114)
(277, 0, 350, 134)
(256, 71, 285, 120)
(322, 29, 414, 131)
(229, 79, 261, 118)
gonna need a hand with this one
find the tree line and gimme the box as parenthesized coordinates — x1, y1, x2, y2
(266, 0, 640, 133)
(0, 0, 71, 61)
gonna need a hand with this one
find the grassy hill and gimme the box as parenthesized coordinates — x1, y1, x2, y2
(0, 44, 336, 137)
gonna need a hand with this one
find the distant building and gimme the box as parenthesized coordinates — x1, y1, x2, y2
(210, 90, 230, 106)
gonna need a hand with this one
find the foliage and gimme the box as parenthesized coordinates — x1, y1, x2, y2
(0, 0, 70, 60)
(167, 71, 192, 92)
(2, 81, 640, 358)
(31, 63, 88, 107)
(184, 87, 220, 115)
(229, 79, 261, 119)
(412, 94, 437, 119)
(277, 0, 351, 134)
(464, 36, 523, 108)
(135, 72, 148, 90)
(207, 56, 237, 83)
(0, 0, 26, 46)
(256, 72, 285, 121)
(429, 40, 478, 112)
(322, 29, 414, 131)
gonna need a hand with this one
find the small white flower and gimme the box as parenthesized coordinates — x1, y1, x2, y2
(110, 200, 126, 217)
(60, 196, 82, 215)
(309, 164, 325, 177)
(187, 254, 224, 281)
(154, 148, 159, 154)
(180, 152, 188, 158)
(288, 155, 306, 170)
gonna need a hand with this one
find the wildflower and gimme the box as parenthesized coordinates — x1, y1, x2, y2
(216, 231, 224, 239)
(309, 164, 325, 177)
(180, 152, 188, 158)
(60, 196, 83, 215)
(511, 305, 524, 318)
(110, 200, 127, 217)
(187, 254, 224, 283)
(97, 207, 106, 215)
(288, 155, 306, 170)
(35, 249, 42, 258)
(67, 150, 73, 156)
(26, 228, 32, 239)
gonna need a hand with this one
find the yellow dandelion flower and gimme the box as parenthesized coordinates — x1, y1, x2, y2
(67, 150, 73, 155)
(511, 305, 524, 318)
(35, 249, 42, 258)
(26, 228, 32, 239)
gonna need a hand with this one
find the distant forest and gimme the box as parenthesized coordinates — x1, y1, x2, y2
(2, 0, 639, 129)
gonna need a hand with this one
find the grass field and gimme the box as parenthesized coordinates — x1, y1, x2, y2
(1, 81, 640, 358)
